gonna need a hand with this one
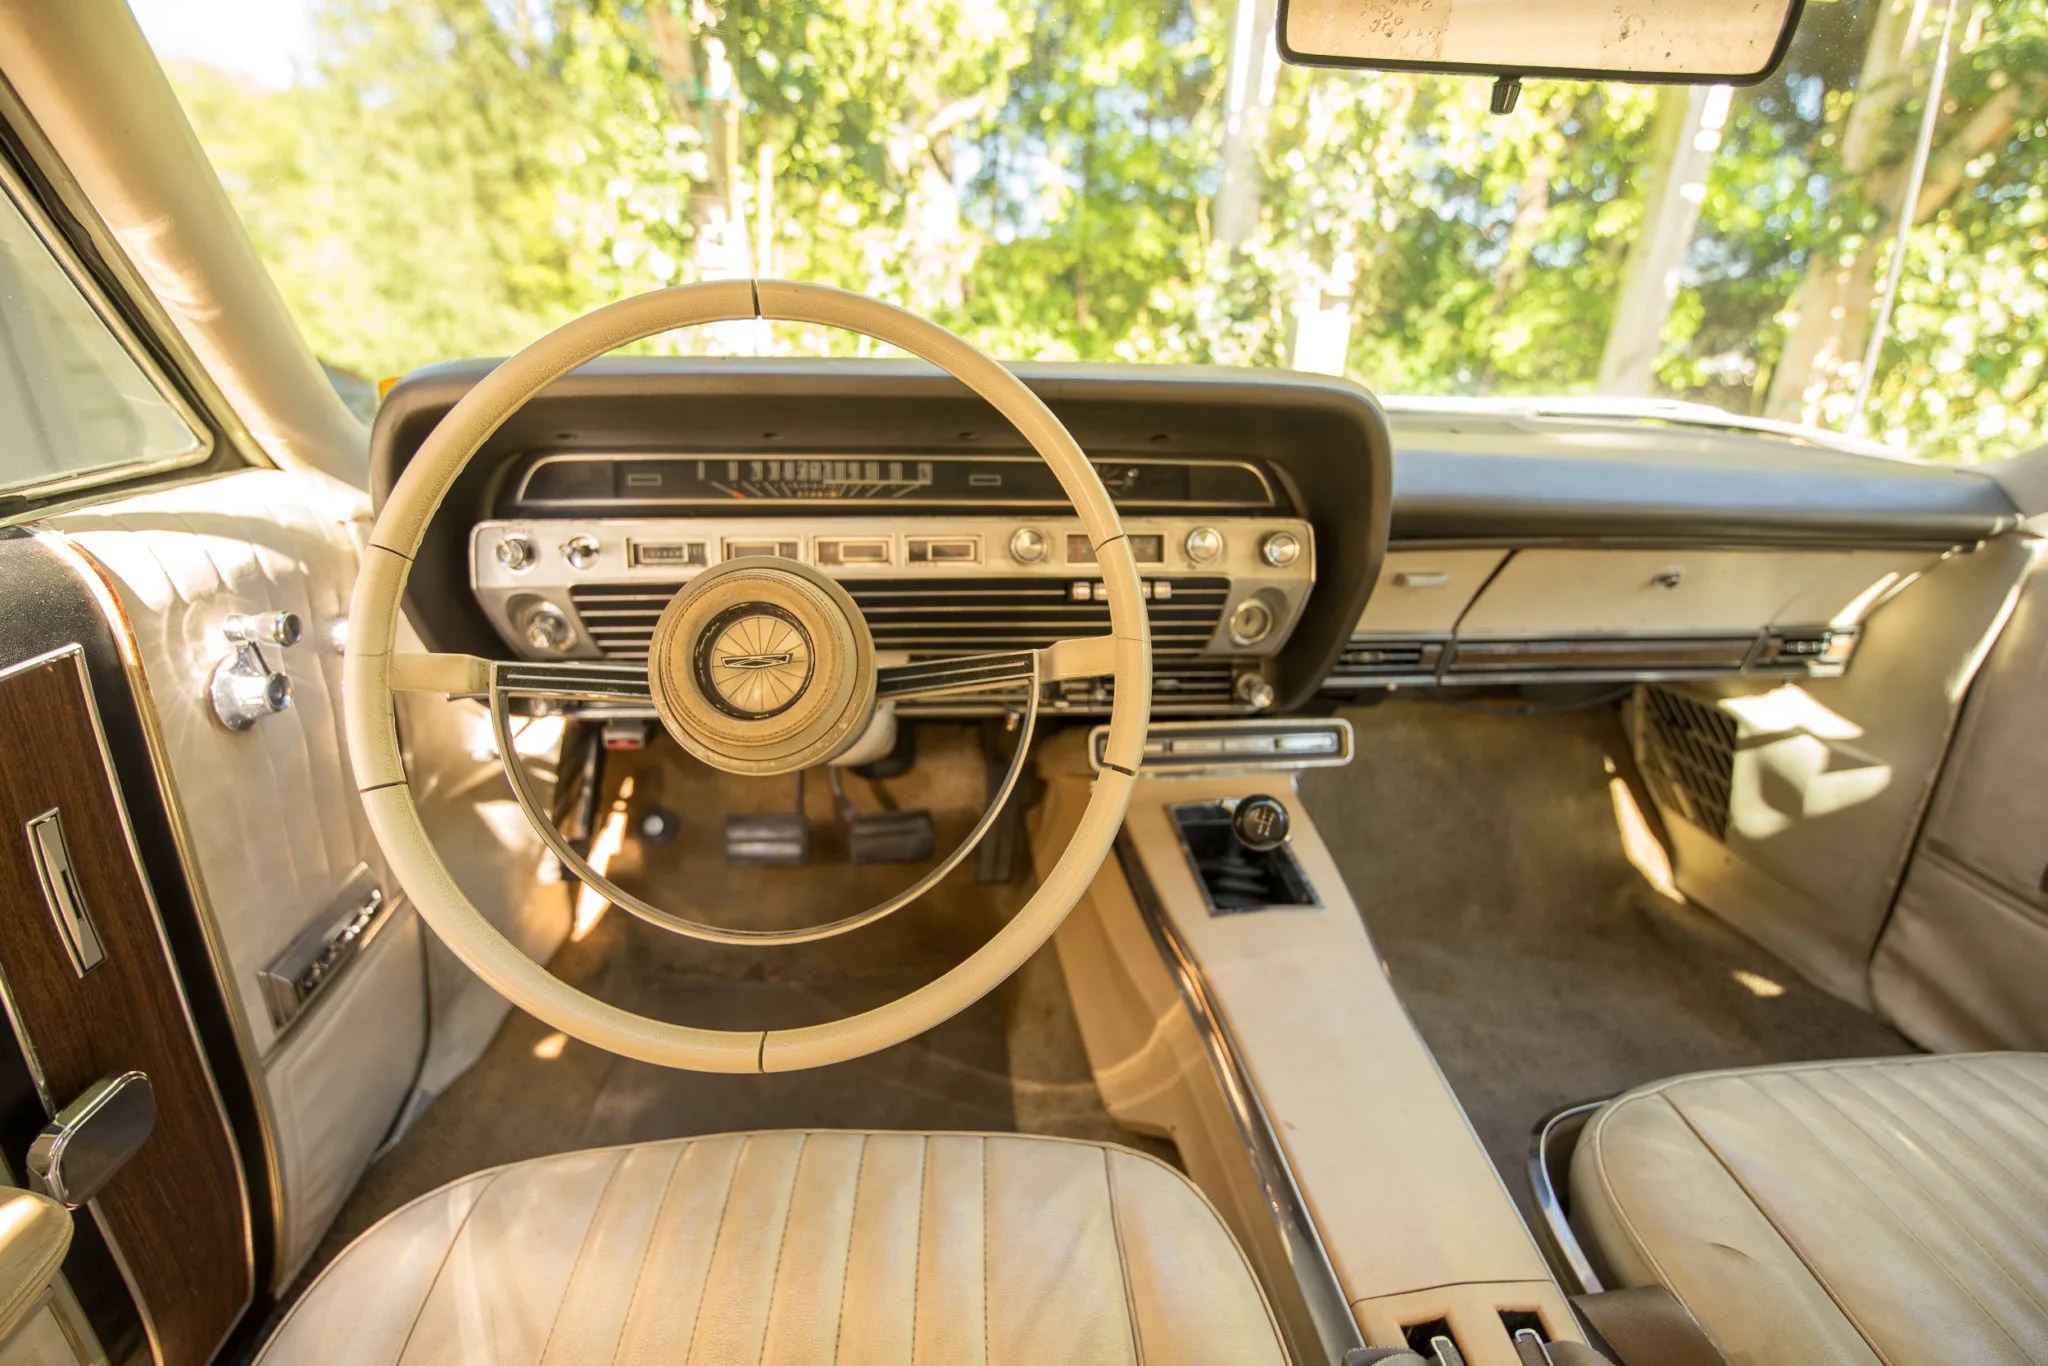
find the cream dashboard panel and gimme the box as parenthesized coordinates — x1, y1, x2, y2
(1452, 547, 1938, 635)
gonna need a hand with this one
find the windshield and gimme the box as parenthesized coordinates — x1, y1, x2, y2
(135, 0, 2046, 464)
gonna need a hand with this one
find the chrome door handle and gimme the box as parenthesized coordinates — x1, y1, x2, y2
(27, 1072, 155, 1208)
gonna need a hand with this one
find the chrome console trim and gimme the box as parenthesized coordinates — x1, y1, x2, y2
(1112, 833, 1365, 1363)
(1528, 1100, 1608, 1297)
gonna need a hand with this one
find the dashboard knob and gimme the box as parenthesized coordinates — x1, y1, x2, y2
(1184, 527, 1223, 564)
(1228, 597, 1274, 646)
(223, 611, 302, 647)
(1260, 530, 1302, 568)
(1235, 672, 1276, 711)
(1009, 527, 1050, 564)
(210, 655, 292, 731)
(495, 535, 536, 571)
(562, 535, 601, 570)
(1231, 795, 1290, 852)
(522, 602, 575, 654)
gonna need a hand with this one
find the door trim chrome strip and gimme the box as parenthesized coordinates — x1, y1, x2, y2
(1112, 834, 1365, 1363)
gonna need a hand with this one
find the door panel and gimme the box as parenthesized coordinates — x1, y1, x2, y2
(45, 467, 564, 1287)
(1873, 542, 2048, 1048)
(0, 646, 251, 1364)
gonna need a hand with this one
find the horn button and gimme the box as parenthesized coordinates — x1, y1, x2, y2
(648, 558, 876, 776)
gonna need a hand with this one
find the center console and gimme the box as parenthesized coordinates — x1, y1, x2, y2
(1031, 726, 1583, 1366)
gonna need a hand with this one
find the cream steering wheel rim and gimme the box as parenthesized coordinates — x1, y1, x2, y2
(343, 280, 1151, 1072)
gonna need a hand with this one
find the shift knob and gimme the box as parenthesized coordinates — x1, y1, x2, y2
(1231, 794, 1289, 852)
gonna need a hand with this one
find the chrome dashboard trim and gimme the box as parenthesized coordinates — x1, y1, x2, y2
(470, 513, 1315, 664)
(511, 451, 1280, 509)
(1112, 833, 1366, 1364)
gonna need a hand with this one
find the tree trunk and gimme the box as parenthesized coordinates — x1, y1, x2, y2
(1598, 85, 1726, 395)
(646, 2, 750, 279)
(1214, 0, 1278, 251)
(1763, 0, 1922, 422)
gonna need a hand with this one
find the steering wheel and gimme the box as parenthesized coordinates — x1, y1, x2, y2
(344, 280, 1150, 1072)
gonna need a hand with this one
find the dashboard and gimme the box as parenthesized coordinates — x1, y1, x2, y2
(370, 359, 2020, 722)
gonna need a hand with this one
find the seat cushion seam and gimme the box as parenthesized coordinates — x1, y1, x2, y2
(757, 1134, 809, 1366)
(1787, 1072, 2044, 1362)
(910, 1135, 929, 1362)
(980, 1136, 991, 1366)
(680, 1135, 750, 1366)
(829, 1134, 867, 1366)
(1911, 1067, 2048, 1196)
(1659, 1080, 1895, 1365)
(391, 1168, 510, 1366)
(609, 1140, 691, 1366)
(1847, 1067, 2048, 1289)
(1977, 1057, 2048, 1128)
(1101, 1150, 1144, 1366)
(537, 1148, 632, 1366)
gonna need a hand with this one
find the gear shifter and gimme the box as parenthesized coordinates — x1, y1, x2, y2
(1230, 794, 1289, 851)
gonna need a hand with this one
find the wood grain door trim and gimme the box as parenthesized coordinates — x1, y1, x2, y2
(0, 646, 253, 1365)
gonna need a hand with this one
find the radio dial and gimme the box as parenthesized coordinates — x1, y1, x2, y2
(495, 535, 536, 571)
(563, 535, 601, 570)
(1008, 527, 1050, 564)
(1260, 530, 1302, 568)
(1184, 527, 1223, 564)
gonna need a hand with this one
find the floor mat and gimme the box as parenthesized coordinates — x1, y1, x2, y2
(306, 723, 1147, 1277)
(1297, 698, 1914, 1223)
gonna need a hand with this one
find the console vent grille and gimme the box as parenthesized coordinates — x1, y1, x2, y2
(569, 576, 1230, 661)
(1637, 685, 1738, 840)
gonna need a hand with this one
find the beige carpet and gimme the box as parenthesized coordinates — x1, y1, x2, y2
(1297, 698, 1914, 1222)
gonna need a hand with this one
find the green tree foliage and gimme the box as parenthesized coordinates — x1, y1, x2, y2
(161, 0, 2047, 462)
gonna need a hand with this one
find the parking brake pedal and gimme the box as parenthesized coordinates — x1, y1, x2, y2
(724, 772, 810, 866)
(829, 768, 933, 864)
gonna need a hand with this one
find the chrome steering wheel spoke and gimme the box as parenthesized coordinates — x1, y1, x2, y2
(875, 634, 1116, 703)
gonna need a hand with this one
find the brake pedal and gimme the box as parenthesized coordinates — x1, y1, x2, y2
(723, 772, 810, 866)
(829, 768, 934, 864)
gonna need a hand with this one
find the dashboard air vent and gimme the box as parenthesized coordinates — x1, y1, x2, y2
(1326, 637, 1445, 686)
(568, 576, 1231, 661)
(1636, 685, 1738, 841)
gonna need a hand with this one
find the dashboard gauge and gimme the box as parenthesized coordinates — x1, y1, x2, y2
(509, 453, 1277, 511)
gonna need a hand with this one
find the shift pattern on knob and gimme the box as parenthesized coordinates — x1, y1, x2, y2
(1231, 794, 1290, 851)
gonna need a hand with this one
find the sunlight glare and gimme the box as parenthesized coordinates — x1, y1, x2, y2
(570, 777, 638, 942)
(1608, 774, 1683, 903)
(1732, 969, 1786, 998)
(531, 1031, 569, 1060)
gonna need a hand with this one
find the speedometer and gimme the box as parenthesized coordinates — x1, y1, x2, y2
(699, 458, 936, 500)
(509, 452, 1277, 511)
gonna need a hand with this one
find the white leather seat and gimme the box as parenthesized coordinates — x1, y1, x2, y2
(260, 1130, 1286, 1365)
(1571, 1052, 2048, 1365)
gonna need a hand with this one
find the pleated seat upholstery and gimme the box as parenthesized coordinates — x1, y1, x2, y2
(259, 1130, 1287, 1364)
(1571, 1052, 2048, 1365)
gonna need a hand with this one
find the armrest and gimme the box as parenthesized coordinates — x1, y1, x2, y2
(0, 1189, 71, 1344)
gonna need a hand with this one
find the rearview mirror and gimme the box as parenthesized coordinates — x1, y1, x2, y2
(1276, 0, 1806, 86)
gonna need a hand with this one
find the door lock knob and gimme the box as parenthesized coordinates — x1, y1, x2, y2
(1230, 794, 1290, 852)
